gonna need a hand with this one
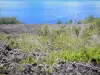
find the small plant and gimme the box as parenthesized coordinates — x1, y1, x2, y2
(8, 39, 18, 49)
(46, 68, 52, 75)
(73, 27, 80, 37)
(0, 34, 12, 43)
(36, 28, 43, 36)
(43, 24, 50, 36)
(20, 56, 35, 64)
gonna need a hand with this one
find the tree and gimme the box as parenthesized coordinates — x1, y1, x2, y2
(78, 20, 81, 24)
(87, 15, 95, 23)
(0, 17, 24, 24)
(57, 20, 62, 24)
(69, 19, 73, 24)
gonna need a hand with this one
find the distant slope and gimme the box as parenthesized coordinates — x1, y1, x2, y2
(0, 24, 88, 34)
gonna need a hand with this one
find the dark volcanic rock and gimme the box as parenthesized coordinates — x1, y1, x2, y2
(22, 65, 34, 75)
(91, 58, 97, 66)
(52, 62, 100, 75)
(0, 43, 100, 75)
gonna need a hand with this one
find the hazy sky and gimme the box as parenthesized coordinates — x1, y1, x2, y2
(1, 0, 100, 1)
(0, 0, 99, 8)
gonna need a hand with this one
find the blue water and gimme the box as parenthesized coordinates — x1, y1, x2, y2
(1, 1, 100, 24)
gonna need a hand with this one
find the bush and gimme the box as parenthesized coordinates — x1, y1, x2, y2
(91, 18, 100, 33)
(78, 20, 81, 24)
(36, 25, 50, 36)
(0, 34, 12, 43)
(68, 19, 73, 24)
(43, 25, 50, 36)
(73, 27, 80, 37)
(0, 18, 100, 66)
(57, 20, 62, 24)
(86, 15, 95, 23)
(42, 45, 100, 65)
(20, 56, 35, 64)
(86, 18, 100, 35)
(0, 17, 24, 24)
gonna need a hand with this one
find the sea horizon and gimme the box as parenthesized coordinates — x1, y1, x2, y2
(0, 0, 100, 24)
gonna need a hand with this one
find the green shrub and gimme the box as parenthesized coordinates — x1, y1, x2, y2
(43, 25, 50, 36)
(57, 20, 62, 24)
(91, 18, 100, 34)
(86, 15, 95, 23)
(78, 20, 81, 24)
(42, 45, 100, 65)
(36, 28, 43, 36)
(73, 27, 80, 37)
(20, 56, 35, 64)
(68, 19, 73, 24)
(0, 20, 100, 66)
(0, 17, 23, 24)
(82, 27, 93, 38)
(36, 25, 50, 36)
(52, 33, 82, 50)
(8, 38, 18, 49)
(0, 34, 12, 43)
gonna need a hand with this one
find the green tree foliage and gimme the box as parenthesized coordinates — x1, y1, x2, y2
(78, 20, 81, 24)
(87, 15, 95, 22)
(70, 19, 73, 24)
(77, 15, 95, 24)
(57, 20, 62, 24)
(68, 19, 73, 24)
(0, 17, 24, 24)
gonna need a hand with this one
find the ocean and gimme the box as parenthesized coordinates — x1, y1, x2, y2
(1, 1, 100, 24)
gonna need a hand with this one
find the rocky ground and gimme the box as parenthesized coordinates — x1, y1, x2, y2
(0, 24, 87, 34)
(0, 43, 100, 75)
(0, 24, 100, 75)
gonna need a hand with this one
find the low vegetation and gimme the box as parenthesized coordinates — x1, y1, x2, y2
(0, 15, 100, 66)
